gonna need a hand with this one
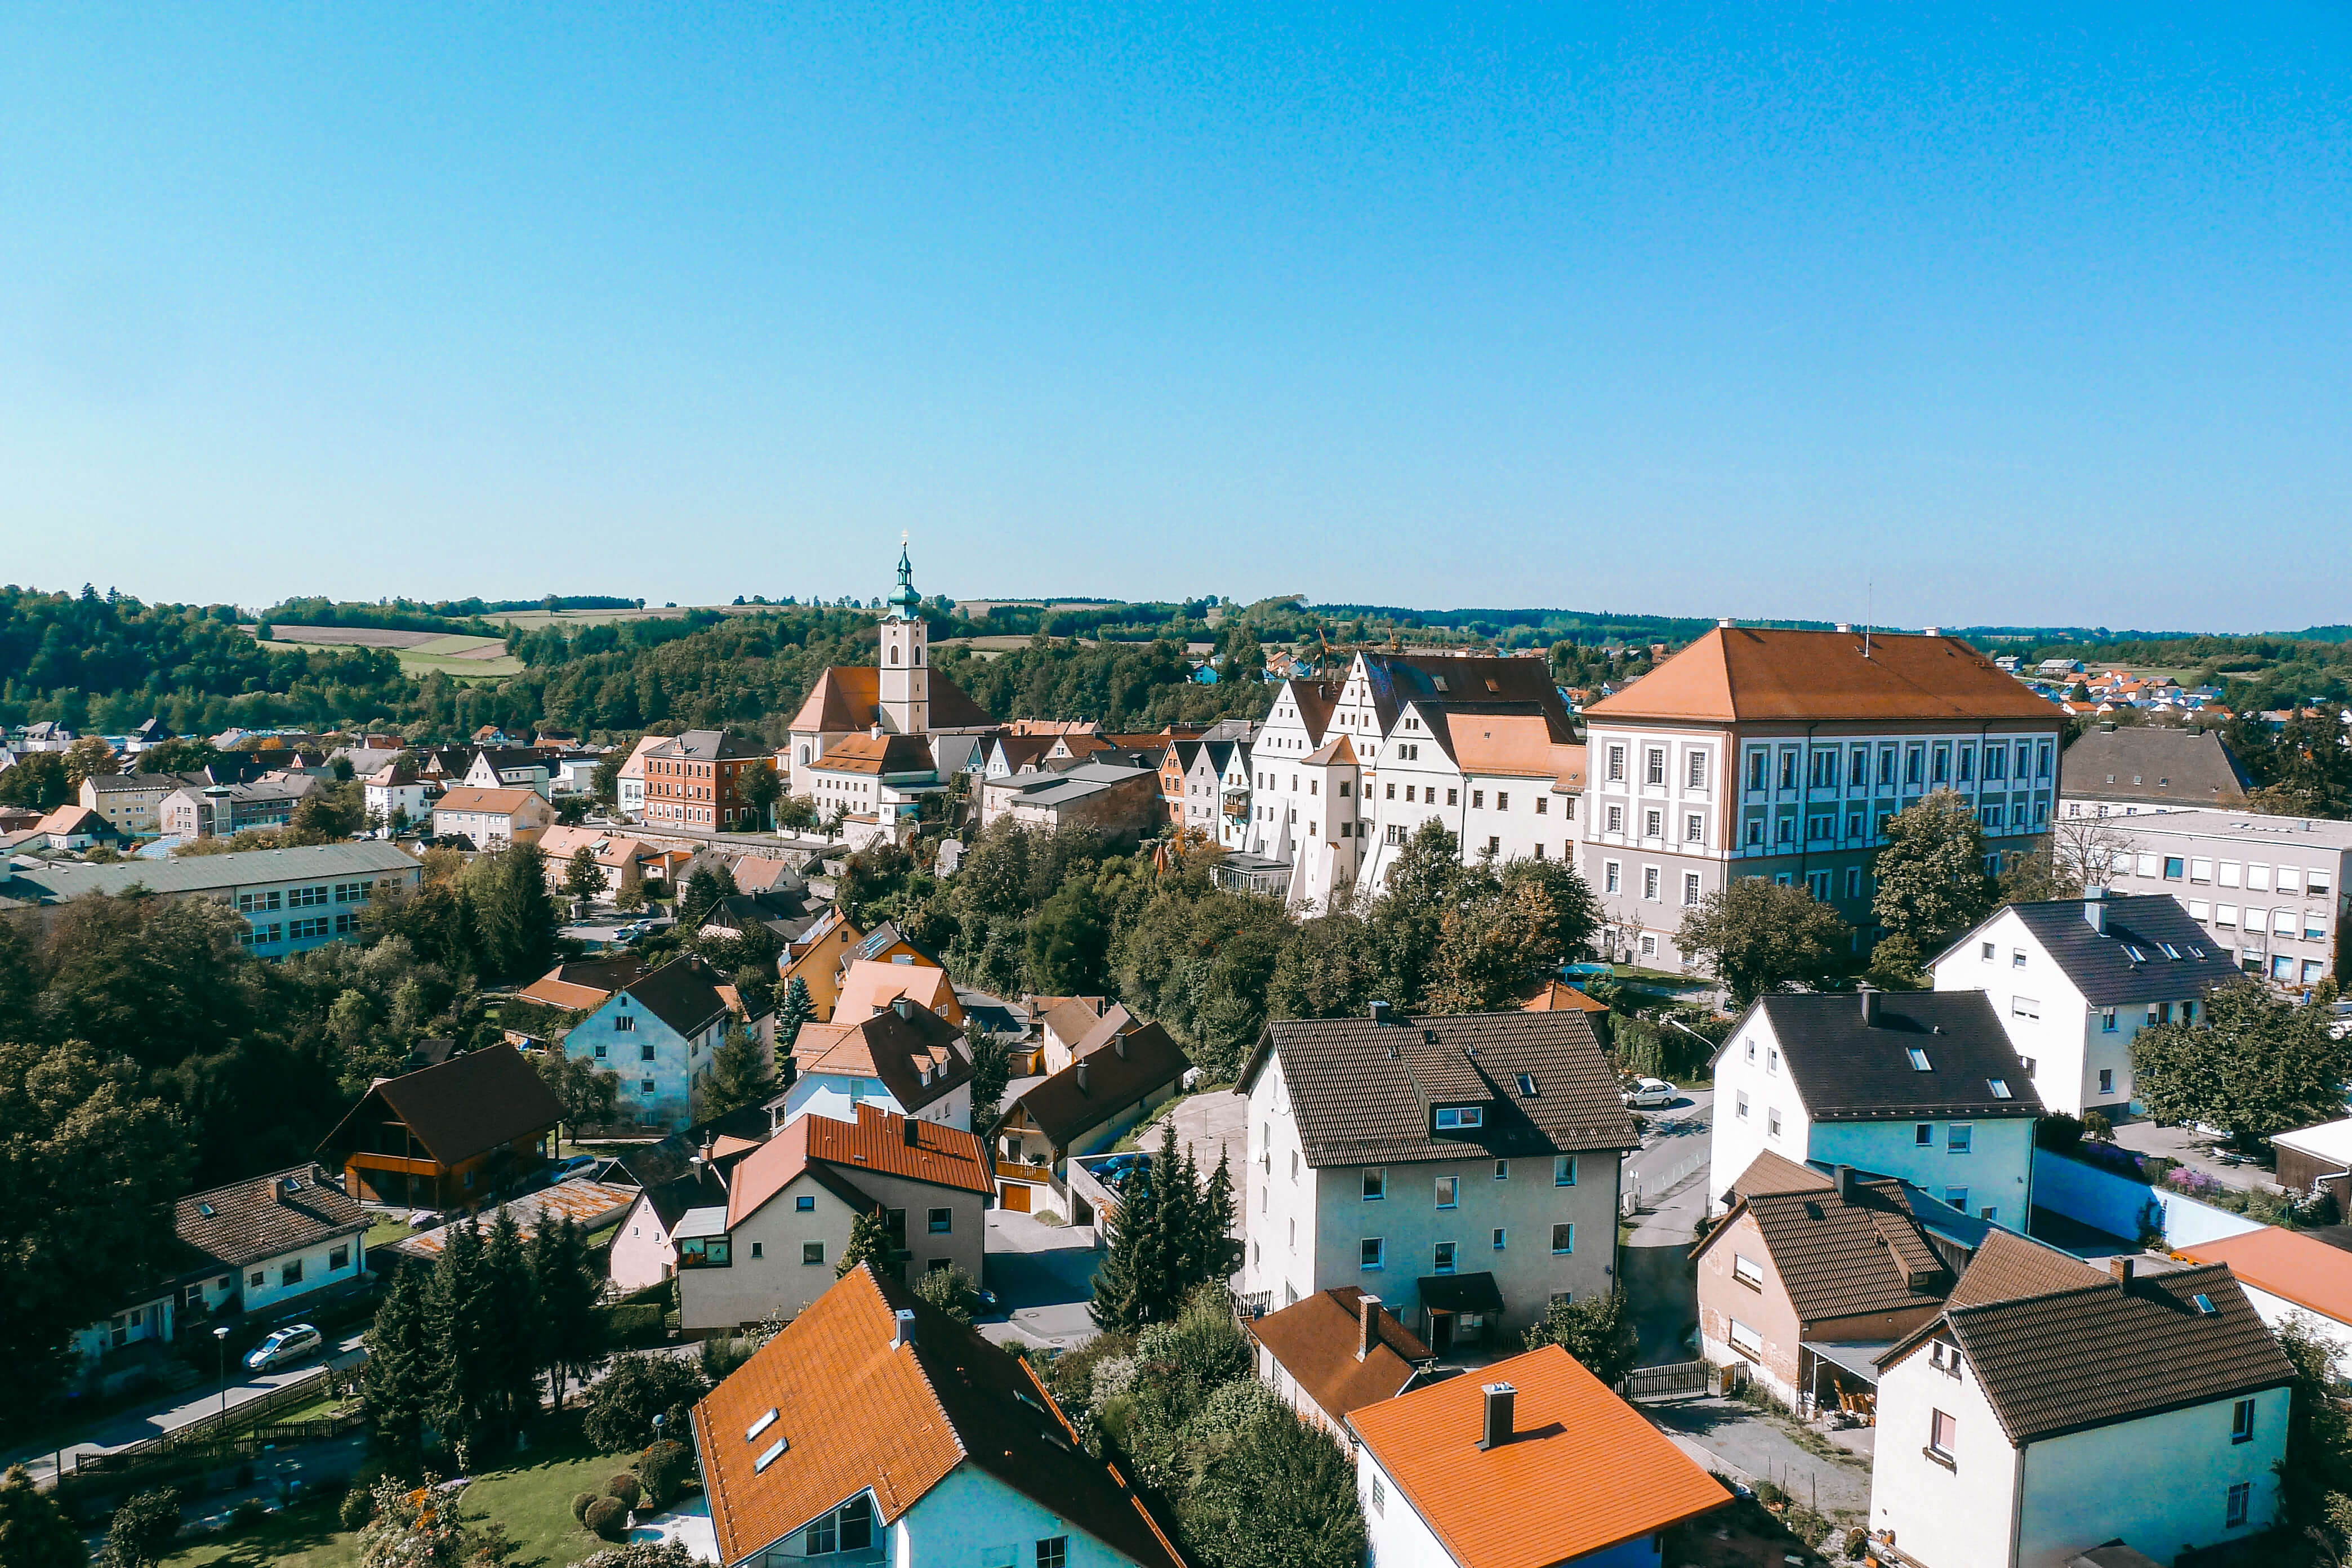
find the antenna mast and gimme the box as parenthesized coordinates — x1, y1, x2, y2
(1864, 582, 1873, 659)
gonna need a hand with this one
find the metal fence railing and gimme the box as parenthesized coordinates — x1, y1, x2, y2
(74, 1363, 348, 1473)
(1616, 1360, 1709, 1402)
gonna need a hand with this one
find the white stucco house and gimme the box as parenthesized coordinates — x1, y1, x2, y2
(1930, 890, 2242, 1119)
(1868, 1233, 2293, 1568)
(770, 996, 975, 1133)
(1708, 990, 2042, 1228)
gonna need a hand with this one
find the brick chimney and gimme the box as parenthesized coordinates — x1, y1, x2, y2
(1479, 1383, 1515, 1450)
(1357, 1294, 1382, 1362)
(1075, 1057, 1090, 1094)
(2109, 1255, 2135, 1286)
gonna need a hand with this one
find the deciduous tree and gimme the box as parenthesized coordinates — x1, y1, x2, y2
(1673, 879, 1851, 1006)
(1522, 1288, 1638, 1388)
(563, 847, 607, 904)
(1872, 789, 1995, 961)
(2132, 980, 2352, 1148)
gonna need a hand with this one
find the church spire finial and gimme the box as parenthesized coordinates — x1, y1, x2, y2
(887, 533, 921, 617)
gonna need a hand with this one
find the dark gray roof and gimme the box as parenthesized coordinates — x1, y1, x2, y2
(624, 954, 736, 1039)
(1239, 1010, 1634, 1167)
(1989, 896, 2242, 1006)
(1356, 653, 1576, 754)
(2063, 725, 2252, 805)
(1748, 992, 2042, 1121)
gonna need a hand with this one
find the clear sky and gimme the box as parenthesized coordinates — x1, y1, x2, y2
(3, 5, 2347, 631)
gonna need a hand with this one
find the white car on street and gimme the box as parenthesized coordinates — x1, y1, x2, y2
(245, 1324, 324, 1371)
(1620, 1077, 1678, 1109)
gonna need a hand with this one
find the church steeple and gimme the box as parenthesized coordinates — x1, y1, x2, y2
(877, 533, 929, 734)
(885, 531, 923, 620)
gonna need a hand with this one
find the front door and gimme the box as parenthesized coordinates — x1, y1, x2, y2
(1428, 1310, 1454, 1354)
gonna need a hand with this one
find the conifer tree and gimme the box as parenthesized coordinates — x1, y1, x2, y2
(1092, 1123, 1178, 1332)
(361, 1261, 434, 1455)
(1198, 1148, 1242, 1286)
(427, 1219, 501, 1459)
(480, 1210, 540, 1437)
(704, 1023, 774, 1117)
(775, 977, 813, 1051)
(529, 1216, 605, 1410)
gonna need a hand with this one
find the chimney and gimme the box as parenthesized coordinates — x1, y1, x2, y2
(2084, 886, 2108, 934)
(1369, 1000, 1394, 1026)
(1836, 623, 1852, 634)
(2109, 1255, 2135, 1286)
(1115, 1032, 1129, 1059)
(1075, 1058, 1090, 1094)
(893, 996, 913, 1019)
(892, 1308, 917, 1349)
(1859, 988, 1880, 1027)
(1479, 1383, 1516, 1450)
(1836, 1165, 1860, 1203)
(902, 1115, 920, 1147)
(1358, 1294, 1382, 1361)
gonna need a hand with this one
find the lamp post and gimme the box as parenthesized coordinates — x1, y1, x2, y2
(213, 1326, 230, 1424)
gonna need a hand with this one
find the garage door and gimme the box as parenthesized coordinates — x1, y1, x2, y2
(999, 1181, 1032, 1213)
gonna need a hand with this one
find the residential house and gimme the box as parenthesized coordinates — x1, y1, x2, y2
(26, 803, 113, 850)
(1249, 1286, 1437, 1446)
(81, 770, 208, 838)
(159, 774, 320, 839)
(978, 761, 1164, 845)
(0, 841, 420, 956)
(461, 747, 553, 798)
(2054, 806, 2350, 988)
(1215, 733, 1256, 850)
(391, 1179, 638, 1264)
(690, 1263, 1183, 1568)
(430, 785, 553, 849)
(125, 716, 175, 752)
(1930, 891, 2240, 1117)
(773, 997, 974, 1132)
(1868, 1236, 2293, 1568)
(778, 908, 868, 1023)
(318, 1043, 562, 1210)
(362, 759, 441, 833)
(560, 954, 749, 1130)
(679, 1103, 992, 1335)
(991, 1021, 1190, 1210)
(2062, 724, 2253, 811)
(518, 954, 647, 1014)
(1240, 1006, 1634, 1349)
(2176, 1227, 2352, 1383)
(1033, 996, 1110, 1073)
(537, 823, 658, 901)
(1708, 991, 2042, 1227)
(833, 957, 964, 1028)
(615, 734, 665, 821)
(1580, 625, 2064, 968)
(642, 728, 776, 832)
(1691, 1153, 1961, 1414)
(172, 1164, 373, 1325)
(608, 1112, 770, 1294)
(1349, 1343, 1730, 1568)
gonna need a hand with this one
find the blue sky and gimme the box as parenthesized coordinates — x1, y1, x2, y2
(2, 5, 2347, 631)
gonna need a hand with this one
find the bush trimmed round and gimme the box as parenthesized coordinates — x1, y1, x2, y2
(605, 1473, 642, 1509)
(572, 1491, 599, 1524)
(583, 1496, 628, 1540)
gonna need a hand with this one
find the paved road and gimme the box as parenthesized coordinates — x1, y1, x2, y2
(1620, 1089, 1713, 1365)
(979, 1209, 1105, 1354)
(1155, 1088, 1248, 1174)
(1649, 1396, 1873, 1522)
(8, 1330, 369, 1489)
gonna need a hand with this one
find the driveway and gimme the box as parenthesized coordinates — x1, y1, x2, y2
(979, 1208, 1104, 1354)
(1647, 1397, 1872, 1521)
(1621, 1089, 1712, 1365)
(1155, 1088, 1248, 1175)
(9, 1329, 368, 1489)
(2108, 1118, 2282, 1193)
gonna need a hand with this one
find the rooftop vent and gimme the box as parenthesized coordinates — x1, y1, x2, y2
(1479, 1382, 1516, 1450)
(1836, 623, 1852, 634)
(2084, 887, 2108, 934)
(1718, 617, 1736, 629)
(1074, 1058, 1090, 1094)
(1860, 988, 1881, 1027)
(892, 1308, 918, 1350)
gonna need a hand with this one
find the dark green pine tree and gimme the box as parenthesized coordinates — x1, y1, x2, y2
(529, 1217, 605, 1410)
(1197, 1147, 1243, 1287)
(1091, 1123, 1179, 1332)
(427, 1219, 502, 1459)
(776, 977, 813, 1052)
(473, 841, 560, 982)
(480, 1210, 540, 1438)
(360, 1260, 435, 1455)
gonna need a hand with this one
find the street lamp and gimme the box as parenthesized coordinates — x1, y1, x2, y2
(213, 1326, 230, 1423)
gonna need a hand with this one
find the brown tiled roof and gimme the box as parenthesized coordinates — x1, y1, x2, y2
(1241, 1011, 1633, 1167)
(1009, 1023, 1191, 1147)
(1725, 1150, 1834, 1200)
(2179, 1227, 2352, 1327)
(1346, 1344, 1729, 1568)
(691, 1264, 1184, 1568)
(1070, 1004, 1139, 1057)
(1941, 1229, 2109, 1311)
(1037, 996, 1105, 1045)
(176, 1165, 367, 1269)
(788, 666, 991, 733)
(431, 786, 541, 816)
(1586, 626, 2061, 724)
(647, 728, 769, 761)
(1887, 1259, 2295, 1446)
(1303, 733, 1358, 767)
(1451, 714, 1565, 778)
(810, 732, 938, 777)
(319, 1043, 562, 1169)
(519, 954, 646, 1012)
(790, 1000, 972, 1115)
(1282, 679, 1340, 745)
(1248, 1287, 1432, 1425)
(1697, 1166, 1952, 1325)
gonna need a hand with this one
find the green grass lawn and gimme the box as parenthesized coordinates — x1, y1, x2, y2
(363, 1216, 414, 1251)
(162, 1422, 631, 1568)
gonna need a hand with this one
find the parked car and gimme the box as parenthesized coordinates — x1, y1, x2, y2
(550, 1154, 599, 1183)
(1620, 1077, 1677, 1108)
(408, 1209, 443, 1230)
(245, 1324, 324, 1371)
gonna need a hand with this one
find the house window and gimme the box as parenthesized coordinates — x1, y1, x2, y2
(1732, 1253, 1763, 1289)
(1435, 1177, 1459, 1209)
(1370, 1473, 1384, 1514)
(1362, 1169, 1386, 1201)
(750, 1242, 762, 1258)
(282, 1260, 303, 1286)
(1916, 1123, 1935, 1147)
(1605, 861, 1622, 893)
(1944, 1187, 1968, 1209)
(2233, 1398, 2256, 1444)
(2226, 1482, 2251, 1529)
(1037, 1536, 1070, 1568)
(1361, 1237, 1384, 1270)
(1646, 749, 1665, 786)
(1767, 1110, 1781, 1138)
(1434, 1106, 1484, 1130)
(802, 1242, 825, 1265)
(1949, 1124, 1973, 1153)
(1495, 1159, 1510, 1179)
(1492, 1228, 1507, 1250)
(330, 1246, 349, 1272)
(1643, 867, 1660, 901)
(928, 1208, 952, 1234)
(2099, 1068, 2115, 1094)
(796, 1195, 816, 1211)
(2010, 996, 2038, 1021)
(1683, 872, 1701, 906)
(1929, 1409, 1957, 1464)
(1555, 1155, 1577, 1185)
(641, 1044, 656, 1062)
(1433, 1242, 1458, 1274)
(614, 1014, 636, 1032)
(1728, 1318, 1762, 1360)
(2101, 1007, 2118, 1032)
(1689, 752, 1707, 790)
(1685, 814, 1704, 844)
(1471, 790, 1484, 809)
(1552, 1223, 1574, 1254)
(1735, 1092, 1749, 1120)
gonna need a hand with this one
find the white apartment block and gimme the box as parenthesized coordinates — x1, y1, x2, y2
(2057, 804, 2350, 990)
(1580, 625, 2065, 969)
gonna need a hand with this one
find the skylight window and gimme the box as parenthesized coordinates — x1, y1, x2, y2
(1988, 1079, 2011, 1099)
(1906, 1048, 1934, 1072)
(746, 1408, 778, 1444)
(2189, 947, 2207, 959)
(754, 1437, 789, 1472)
(1516, 1073, 1538, 1097)
(2193, 1294, 2217, 1316)
(197, 1202, 216, 1218)
(2159, 943, 2182, 960)
(2124, 946, 2148, 963)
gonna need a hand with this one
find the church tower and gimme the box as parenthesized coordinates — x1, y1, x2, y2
(877, 534, 929, 735)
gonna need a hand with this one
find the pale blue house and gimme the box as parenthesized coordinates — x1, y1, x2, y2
(562, 954, 741, 1130)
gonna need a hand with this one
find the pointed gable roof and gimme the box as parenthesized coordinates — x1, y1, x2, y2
(318, 1042, 562, 1169)
(1587, 626, 2060, 725)
(789, 666, 990, 733)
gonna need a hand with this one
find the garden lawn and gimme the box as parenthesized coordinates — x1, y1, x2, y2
(161, 1421, 630, 1568)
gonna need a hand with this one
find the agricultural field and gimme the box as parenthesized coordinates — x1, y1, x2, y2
(253, 625, 525, 680)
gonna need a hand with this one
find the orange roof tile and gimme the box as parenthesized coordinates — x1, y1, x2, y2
(1586, 627, 2061, 725)
(431, 786, 541, 815)
(1347, 1344, 1727, 1568)
(834, 960, 956, 1023)
(1451, 714, 1564, 778)
(2179, 1228, 2352, 1326)
(1521, 979, 1609, 1014)
(805, 1103, 994, 1197)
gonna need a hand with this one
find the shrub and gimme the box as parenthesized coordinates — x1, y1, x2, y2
(228, 1499, 269, 1533)
(582, 1495, 628, 1539)
(2084, 1110, 2114, 1142)
(605, 1474, 642, 1510)
(1843, 1526, 1870, 1560)
(1753, 1478, 1788, 1508)
(595, 1303, 664, 1346)
(583, 1353, 709, 1453)
(2035, 1112, 2084, 1153)
(340, 1487, 376, 1530)
(1783, 1504, 1831, 1547)
(572, 1491, 599, 1524)
(568, 1543, 701, 1568)
(635, 1441, 691, 1508)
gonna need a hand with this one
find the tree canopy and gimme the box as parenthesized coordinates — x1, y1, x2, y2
(2132, 980, 2352, 1147)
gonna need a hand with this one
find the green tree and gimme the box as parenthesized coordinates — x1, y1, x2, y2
(528, 1217, 606, 1410)
(678, 865, 737, 930)
(2132, 980, 2352, 1148)
(0, 1037, 191, 1382)
(912, 1263, 983, 1326)
(469, 841, 561, 983)
(591, 750, 627, 808)
(1364, 820, 1462, 1008)
(426, 1219, 504, 1458)
(0, 751, 71, 809)
(1872, 789, 1995, 961)
(1673, 879, 1852, 1006)
(1427, 861, 1596, 1013)
(480, 1210, 542, 1437)
(100, 1487, 183, 1568)
(537, 1052, 620, 1134)
(63, 735, 122, 790)
(1181, 1404, 1366, 1568)
(1522, 1288, 1638, 1388)
(1027, 877, 1110, 994)
(837, 1210, 896, 1279)
(0, 1464, 87, 1568)
(703, 1023, 774, 1117)
(966, 1018, 1011, 1128)
(362, 1261, 436, 1455)
(1093, 1123, 1205, 1332)
(739, 766, 782, 831)
(774, 977, 813, 1050)
(581, 1353, 708, 1454)
(563, 846, 607, 905)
